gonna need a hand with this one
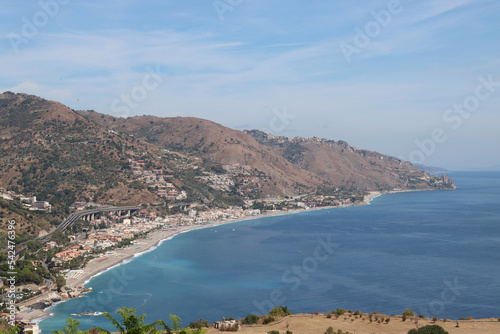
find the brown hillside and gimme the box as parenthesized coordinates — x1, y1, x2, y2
(79, 109, 454, 193)
(78, 111, 326, 196)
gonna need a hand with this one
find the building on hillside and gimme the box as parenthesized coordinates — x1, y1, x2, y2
(16, 321, 41, 334)
(20, 196, 52, 212)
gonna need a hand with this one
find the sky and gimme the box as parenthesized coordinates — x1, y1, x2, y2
(1, 0, 500, 170)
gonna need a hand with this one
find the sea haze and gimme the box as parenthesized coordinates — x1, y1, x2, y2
(39, 172, 500, 332)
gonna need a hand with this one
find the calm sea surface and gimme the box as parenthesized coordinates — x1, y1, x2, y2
(39, 172, 500, 332)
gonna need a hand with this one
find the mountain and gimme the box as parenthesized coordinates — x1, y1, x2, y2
(0, 93, 237, 241)
(0, 92, 455, 242)
(244, 130, 455, 192)
(77, 109, 455, 193)
(76, 111, 326, 196)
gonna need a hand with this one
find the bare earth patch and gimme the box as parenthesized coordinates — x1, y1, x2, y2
(207, 314, 500, 334)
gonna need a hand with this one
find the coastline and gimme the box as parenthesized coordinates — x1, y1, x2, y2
(67, 193, 386, 288)
(27, 191, 385, 323)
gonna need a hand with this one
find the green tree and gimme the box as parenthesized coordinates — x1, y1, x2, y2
(0, 325, 21, 334)
(403, 309, 415, 317)
(408, 325, 448, 334)
(97, 307, 169, 334)
(242, 314, 259, 325)
(55, 275, 66, 290)
(169, 314, 182, 332)
(51, 318, 84, 334)
(268, 306, 291, 317)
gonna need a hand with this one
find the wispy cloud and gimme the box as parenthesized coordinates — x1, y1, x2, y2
(1, 0, 499, 169)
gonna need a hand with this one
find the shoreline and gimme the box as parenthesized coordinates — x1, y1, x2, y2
(25, 189, 407, 323)
(68, 193, 386, 289)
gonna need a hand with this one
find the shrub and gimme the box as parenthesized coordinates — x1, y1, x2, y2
(385, 318, 390, 324)
(267, 331, 279, 334)
(188, 318, 210, 328)
(403, 309, 415, 317)
(335, 308, 346, 316)
(263, 316, 275, 324)
(324, 326, 334, 334)
(419, 314, 427, 319)
(407, 325, 449, 334)
(432, 316, 438, 323)
(268, 306, 291, 317)
(242, 314, 259, 325)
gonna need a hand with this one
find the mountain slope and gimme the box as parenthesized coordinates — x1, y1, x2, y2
(77, 111, 326, 196)
(0, 92, 162, 209)
(245, 130, 455, 191)
(78, 110, 455, 193)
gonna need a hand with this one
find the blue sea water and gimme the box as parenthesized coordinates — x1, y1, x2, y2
(39, 172, 500, 332)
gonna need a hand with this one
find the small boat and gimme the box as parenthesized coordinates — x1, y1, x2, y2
(81, 311, 103, 316)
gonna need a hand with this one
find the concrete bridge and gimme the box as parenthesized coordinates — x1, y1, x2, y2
(76, 206, 140, 223)
(15, 205, 141, 254)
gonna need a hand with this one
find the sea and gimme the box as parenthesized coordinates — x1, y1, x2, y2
(38, 171, 500, 332)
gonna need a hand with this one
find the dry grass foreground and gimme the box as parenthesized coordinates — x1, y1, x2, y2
(207, 313, 500, 334)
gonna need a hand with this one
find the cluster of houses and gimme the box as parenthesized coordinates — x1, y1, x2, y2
(50, 206, 265, 266)
(196, 172, 235, 191)
(0, 188, 52, 212)
(194, 164, 273, 196)
(52, 216, 164, 264)
(129, 159, 186, 200)
(223, 164, 253, 175)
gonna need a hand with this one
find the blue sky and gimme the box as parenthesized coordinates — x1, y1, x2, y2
(1, 0, 500, 170)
